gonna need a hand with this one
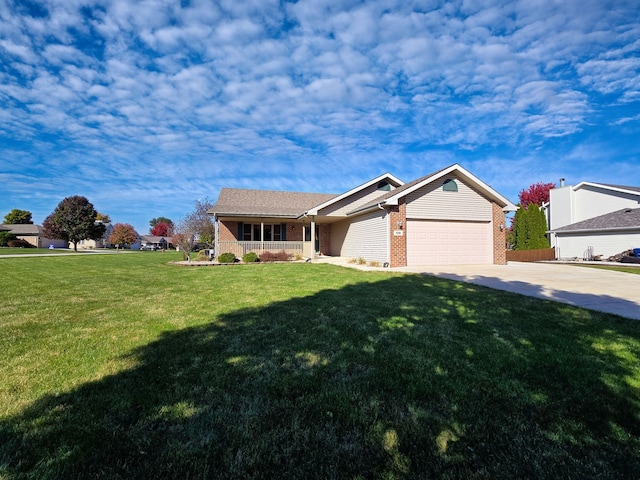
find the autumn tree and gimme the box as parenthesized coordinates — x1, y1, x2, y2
(96, 212, 111, 223)
(171, 199, 215, 261)
(510, 181, 555, 250)
(190, 198, 215, 247)
(149, 217, 174, 234)
(42, 196, 106, 251)
(150, 221, 172, 237)
(109, 223, 137, 249)
(518, 182, 555, 209)
(4, 209, 33, 224)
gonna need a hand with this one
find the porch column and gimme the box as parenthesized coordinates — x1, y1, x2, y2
(260, 220, 264, 252)
(310, 216, 316, 260)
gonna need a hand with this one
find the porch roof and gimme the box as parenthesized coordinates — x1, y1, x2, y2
(208, 188, 337, 218)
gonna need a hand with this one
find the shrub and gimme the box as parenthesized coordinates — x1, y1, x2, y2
(356, 257, 367, 265)
(196, 250, 210, 261)
(217, 252, 236, 264)
(259, 250, 293, 262)
(242, 252, 259, 263)
(7, 238, 35, 248)
(368, 261, 381, 267)
(0, 232, 16, 247)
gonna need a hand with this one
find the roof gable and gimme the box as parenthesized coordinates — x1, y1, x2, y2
(306, 173, 404, 216)
(348, 164, 517, 215)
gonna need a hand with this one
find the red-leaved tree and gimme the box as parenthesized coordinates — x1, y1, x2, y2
(150, 221, 172, 237)
(109, 223, 138, 249)
(518, 182, 556, 209)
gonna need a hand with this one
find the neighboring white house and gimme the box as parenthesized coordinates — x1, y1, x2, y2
(548, 182, 640, 259)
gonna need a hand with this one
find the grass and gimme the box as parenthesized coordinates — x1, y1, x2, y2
(1, 253, 639, 479)
(573, 263, 640, 276)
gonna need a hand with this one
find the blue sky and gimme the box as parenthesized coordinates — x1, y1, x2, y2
(1, 0, 639, 235)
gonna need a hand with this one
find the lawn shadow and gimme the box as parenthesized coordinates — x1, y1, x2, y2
(2, 273, 639, 479)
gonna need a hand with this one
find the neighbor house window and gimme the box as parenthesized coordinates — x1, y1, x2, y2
(442, 179, 458, 192)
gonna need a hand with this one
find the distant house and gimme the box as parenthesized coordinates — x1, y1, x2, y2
(139, 235, 172, 250)
(0, 224, 67, 248)
(208, 164, 517, 267)
(548, 182, 640, 259)
(76, 222, 114, 249)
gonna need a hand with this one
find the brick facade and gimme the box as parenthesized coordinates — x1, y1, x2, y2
(219, 220, 238, 241)
(389, 200, 407, 267)
(492, 202, 507, 265)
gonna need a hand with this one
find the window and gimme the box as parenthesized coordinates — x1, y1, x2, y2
(377, 180, 391, 191)
(442, 179, 458, 192)
(240, 223, 285, 241)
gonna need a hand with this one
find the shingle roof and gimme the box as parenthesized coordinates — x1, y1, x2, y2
(554, 208, 640, 233)
(208, 188, 337, 217)
(0, 224, 41, 235)
(597, 184, 640, 194)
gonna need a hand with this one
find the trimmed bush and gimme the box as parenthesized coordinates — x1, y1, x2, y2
(217, 252, 236, 264)
(259, 250, 293, 262)
(242, 252, 259, 263)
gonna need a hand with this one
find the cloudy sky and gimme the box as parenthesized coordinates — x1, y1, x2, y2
(1, 0, 639, 234)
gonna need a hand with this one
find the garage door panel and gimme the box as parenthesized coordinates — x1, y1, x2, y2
(407, 220, 492, 265)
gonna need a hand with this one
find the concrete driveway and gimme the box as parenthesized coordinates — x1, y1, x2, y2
(394, 262, 640, 321)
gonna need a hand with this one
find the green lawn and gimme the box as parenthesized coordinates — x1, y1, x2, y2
(1, 253, 639, 479)
(575, 263, 640, 276)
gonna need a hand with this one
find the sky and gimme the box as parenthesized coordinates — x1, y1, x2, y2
(1, 0, 639, 235)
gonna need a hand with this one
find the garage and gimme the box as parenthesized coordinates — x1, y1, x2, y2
(406, 220, 493, 265)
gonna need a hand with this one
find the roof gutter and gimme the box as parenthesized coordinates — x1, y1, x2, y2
(347, 201, 387, 216)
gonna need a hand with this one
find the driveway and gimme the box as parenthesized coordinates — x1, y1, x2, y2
(394, 262, 640, 321)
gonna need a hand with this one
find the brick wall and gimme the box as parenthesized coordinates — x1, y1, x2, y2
(492, 202, 507, 265)
(219, 221, 238, 241)
(286, 223, 302, 241)
(389, 200, 407, 267)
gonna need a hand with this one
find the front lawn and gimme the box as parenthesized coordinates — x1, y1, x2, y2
(1, 254, 639, 479)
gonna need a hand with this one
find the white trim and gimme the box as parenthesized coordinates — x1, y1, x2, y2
(572, 181, 640, 198)
(305, 173, 404, 215)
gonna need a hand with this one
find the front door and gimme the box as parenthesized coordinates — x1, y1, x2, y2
(315, 225, 321, 253)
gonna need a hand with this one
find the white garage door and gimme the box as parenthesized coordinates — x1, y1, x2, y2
(407, 220, 493, 265)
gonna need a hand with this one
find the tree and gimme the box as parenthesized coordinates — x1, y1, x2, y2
(171, 232, 195, 261)
(518, 182, 555, 210)
(109, 223, 137, 249)
(149, 217, 174, 234)
(171, 199, 215, 261)
(190, 198, 215, 247)
(96, 212, 111, 223)
(150, 221, 172, 237)
(4, 209, 33, 224)
(42, 196, 106, 251)
(511, 204, 549, 250)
